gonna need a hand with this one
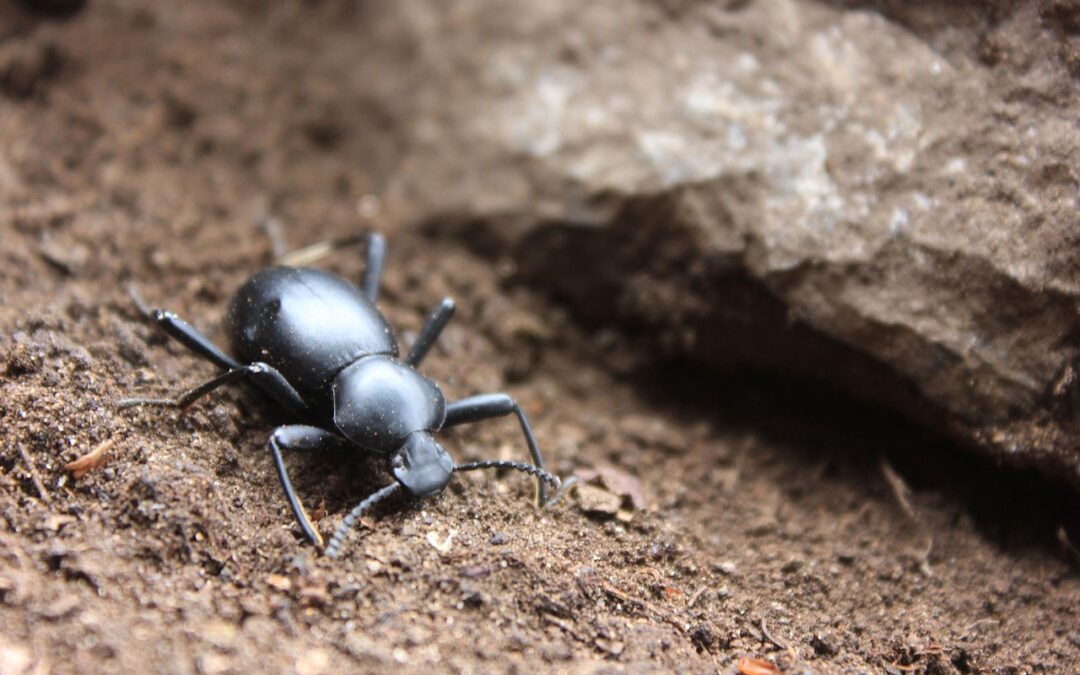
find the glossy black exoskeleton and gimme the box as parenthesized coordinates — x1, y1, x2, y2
(122, 233, 563, 558)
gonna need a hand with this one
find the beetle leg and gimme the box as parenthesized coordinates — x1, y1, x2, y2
(153, 310, 241, 371)
(269, 425, 342, 548)
(361, 232, 386, 302)
(274, 232, 386, 304)
(405, 297, 455, 367)
(243, 362, 310, 415)
(442, 393, 549, 505)
(119, 362, 308, 416)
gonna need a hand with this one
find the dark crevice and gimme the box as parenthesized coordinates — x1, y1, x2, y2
(626, 361, 1080, 560)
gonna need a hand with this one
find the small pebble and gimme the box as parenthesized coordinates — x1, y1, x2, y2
(712, 561, 737, 576)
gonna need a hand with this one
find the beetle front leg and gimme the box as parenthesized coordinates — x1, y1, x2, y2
(442, 393, 549, 505)
(269, 425, 344, 548)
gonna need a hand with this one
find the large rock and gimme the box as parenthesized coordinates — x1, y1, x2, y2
(359, 0, 1080, 484)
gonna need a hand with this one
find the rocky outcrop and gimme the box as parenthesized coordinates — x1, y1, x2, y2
(357, 0, 1080, 484)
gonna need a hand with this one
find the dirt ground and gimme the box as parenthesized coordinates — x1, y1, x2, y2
(1, 1, 1079, 673)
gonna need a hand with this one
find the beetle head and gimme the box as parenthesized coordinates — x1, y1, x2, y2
(390, 432, 453, 497)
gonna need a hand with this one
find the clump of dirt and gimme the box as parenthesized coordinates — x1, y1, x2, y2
(0, 1, 1078, 673)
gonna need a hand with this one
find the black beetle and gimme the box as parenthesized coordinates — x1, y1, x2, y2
(122, 233, 564, 558)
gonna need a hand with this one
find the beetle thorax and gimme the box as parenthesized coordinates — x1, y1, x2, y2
(331, 355, 447, 454)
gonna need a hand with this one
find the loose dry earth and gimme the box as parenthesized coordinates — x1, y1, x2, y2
(0, 1, 1078, 673)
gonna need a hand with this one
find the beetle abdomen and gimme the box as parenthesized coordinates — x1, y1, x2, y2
(226, 267, 398, 401)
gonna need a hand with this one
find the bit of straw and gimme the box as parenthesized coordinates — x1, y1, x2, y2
(65, 438, 116, 480)
(278, 235, 366, 268)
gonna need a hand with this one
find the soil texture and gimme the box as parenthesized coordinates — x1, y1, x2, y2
(0, 2, 1078, 673)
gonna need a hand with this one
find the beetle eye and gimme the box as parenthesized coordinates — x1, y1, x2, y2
(392, 455, 405, 471)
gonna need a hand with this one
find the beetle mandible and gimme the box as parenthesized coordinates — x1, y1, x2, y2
(122, 232, 564, 558)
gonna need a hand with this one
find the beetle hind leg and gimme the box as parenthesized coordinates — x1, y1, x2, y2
(145, 307, 241, 371)
(116, 317, 247, 408)
(119, 362, 308, 416)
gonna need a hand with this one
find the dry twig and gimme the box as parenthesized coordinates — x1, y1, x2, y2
(760, 618, 789, 650)
(686, 586, 708, 608)
(16, 443, 50, 503)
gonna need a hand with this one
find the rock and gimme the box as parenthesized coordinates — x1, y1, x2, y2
(356, 0, 1080, 486)
(575, 465, 649, 510)
(575, 483, 622, 517)
(0, 637, 46, 675)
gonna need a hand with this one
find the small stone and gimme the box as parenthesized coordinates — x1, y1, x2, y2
(712, 561, 737, 576)
(0, 641, 34, 675)
(809, 631, 840, 656)
(689, 624, 715, 652)
(3, 343, 43, 376)
(39, 514, 76, 533)
(196, 653, 232, 675)
(200, 619, 237, 650)
(594, 637, 624, 656)
(38, 240, 88, 276)
(743, 517, 778, 537)
(461, 590, 484, 608)
(575, 484, 621, 517)
(426, 529, 455, 553)
(0, 37, 61, 99)
(295, 648, 332, 675)
(298, 585, 331, 608)
(43, 595, 80, 621)
(574, 465, 649, 510)
(239, 597, 268, 617)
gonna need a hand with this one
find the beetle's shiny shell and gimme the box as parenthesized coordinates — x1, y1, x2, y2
(226, 267, 398, 406)
(332, 357, 446, 453)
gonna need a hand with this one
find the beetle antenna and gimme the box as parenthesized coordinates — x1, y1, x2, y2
(454, 460, 572, 504)
(325, 482, 402, 559)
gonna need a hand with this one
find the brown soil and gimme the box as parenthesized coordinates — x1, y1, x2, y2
(1, 2, 1078, 673)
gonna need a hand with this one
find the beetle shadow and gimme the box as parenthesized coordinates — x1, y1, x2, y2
(625, 360, 1080, 561)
